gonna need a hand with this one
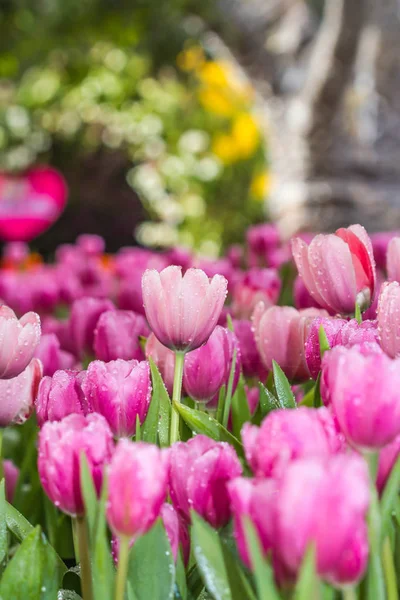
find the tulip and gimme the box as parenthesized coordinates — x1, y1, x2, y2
(183, 326, 241, 404)
(292, 224, 376, 314)
(76, 234, 105, 256)
(252, 303, 327, 381)
(246, 223, 280, 267)
(377, 281, 400, 357)
(321, 344, 400, 449)
(145, 333, 175, 396)
(35, 369, 87, 427)
(68, 297, 115, 359)
(34, 333, 76, 376)
(376, 435, 400, 494)
(231, 268, 281, 319)
(38, 413, 114, 516)
(169, 435, 242, 528)
(142, 266, 227, 353)
(242, 407, 343, 478)
(0, 358, 42, 427)
(82, 359, 151, 438)
(0, 306, 41, 379)
(93, 310, 149, 362)
(233, 319, 268, 380)
(371, 232, 400, 271)
(106, 439, 168, 538)
(4, 459, 19, 503)
(387, 237, 400, 282)
(293, 275, 322, 310)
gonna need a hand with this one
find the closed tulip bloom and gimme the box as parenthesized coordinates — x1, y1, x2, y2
(68, 297, 115, 359)
(377, 281, 400, 357)
(292, 224, 376, 314)
(142, 266, 227, 352)
(0, 306, 41, 379)
(387, 237, 400, 282)
(145, 333, 175, 396)
(82, 359, 151, 438)
(34, 333, 76, 376)
(38, 413, 114, 516)
(376, 434, 400, 494)
(169, 435, 242, 528)
(322, 344, 400, 449)
(35, 369, 87, 427)
(231, 268, 281, 319)
(242, 407, 343, 478)
(233, 320, 267, 380)
(252, 303, 327, 381)
(293, 275, 322, 310)
(183, 326, 241, 404)
(0, 358, 42, 426)
(106, 440, 168, 538)
(94, 309, 149, 362)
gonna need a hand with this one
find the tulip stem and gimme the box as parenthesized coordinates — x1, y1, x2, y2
(115, 535, 130, 600)
(0, 429, 4, 483)
(170, 351, 185, 446)
(342, 588, 357, 600)
(75, 515, 94, 600)
(382, 536, 398, 600)
(365, 452, 385, 600)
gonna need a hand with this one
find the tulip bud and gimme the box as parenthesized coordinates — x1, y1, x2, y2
(106, 439, 168, 538)
(183, 326, 241, 404)
(145, 333, 175, 396)
(292, 224, 376, 314)
(68, 297, 115, 359)
(34, 333, 76, 376)
(231, 268, 281, 319)
(93, 310, 149, 362)
(38, 413, 114, 516)
(169, 435, 242, 528)
(0, 358, 42, 426)
(35, 369, 87, 427)
(233, 319, 268, 380)
(142, 266, 227, 352)
(0, 306, 41, 379)
(377, 281, 400, 357)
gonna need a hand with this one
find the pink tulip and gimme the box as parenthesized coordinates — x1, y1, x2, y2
(322, 344, 400, 449)
(82, 359, 151, 438)
(293, 275, 324, 311)
(0, 306, 41, 379)
(370, 232, 400, 271)
(183, 326, 241, 404)
(38, 413, 114, 516)
(0, 358, 42, 426)
(387, 237, 400, 282)
(4, 459, 19, 503)
(292, 224, 376, 314)
(145, 333, 175, 396)
(227, 244, 243, 269)
(169, 435, 242, 528)
(377, 281, 400, 357)
(68, 297, 115, 359)
(142, 266, 227, 352)
(231, 268, 281, 319)
(376, 435, 400, 494)
(233, 320, 267, 380)
(76, 234, 105, 256)
(35, 369, 87, 427)
(242, 407, 343, 478)
(252, 303, 327, 381)
(93, 309, 149, 362)
(106, 439, 168, 538)
(246, 223, 280, 267)
(34, 333, 76, 376)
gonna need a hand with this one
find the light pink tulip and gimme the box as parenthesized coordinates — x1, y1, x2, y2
(35, 369, 87, 427)
(0, 306, 41, 379)
(0, 358, 42, 426)
(145, 333, 175, 396)
(292, 224, 376, 314)
(106, 439, 168, 538)
(93, 309, 149, 362)
(38, 413, 114, 516)
(142, 266, 227, 352)
(377, 281, 400, 357)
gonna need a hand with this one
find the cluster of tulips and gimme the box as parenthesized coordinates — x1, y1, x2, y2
(1, 224, 400, 600)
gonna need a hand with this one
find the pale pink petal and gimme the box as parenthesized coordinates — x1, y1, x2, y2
(291, 238, 326, 308)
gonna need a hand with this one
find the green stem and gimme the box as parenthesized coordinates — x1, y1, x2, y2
(114, 535, 130, 600)
(355, 302, 362, 325)
(222, 347, 237, 429)
(365, 452, 385, 600)
(75, 515, 93, 600)
(169, 351, 185, 446)
(0, 428, 4, 482)
(382, 537, 398, 600)
(342, 587, 357, 600)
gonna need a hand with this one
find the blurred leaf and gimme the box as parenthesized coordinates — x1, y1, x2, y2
(187, 564, 204, 600)
(318, 326, 330, 358)
(176, 550, 188, 600)
(135, 415, 141, 442)
(220, 539, 256, 600)
(174, 402, 244, 458)
(243, 518, 280, 600)
(92, 475, 115, 600)
(313, 373, 322, 409)
(293, 546, 318, 600)
(231, 376, 251, 439)
(272, 361, 296, 409)
(223, 347, 238, 429)
(80, 453, 98, 543)
(216, 385, 226, 425)
(128, 518, 175, 600)
(62, 567, 82, 596)
(381, 456, 400, 540)
(191, 512, 231, 600)
(0, 480, 7, 573)
(143, 358, 171, 447)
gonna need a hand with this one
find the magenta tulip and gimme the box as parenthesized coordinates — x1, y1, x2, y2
(145, 333, 175, 396)
(34, 333, 76, 376)
(82, 359, 151, 438)
(142, 266, 227, 352)
(106, 439, 168, 538)
(35, 369, 87, 427)
(376, 434, 400, 494)
(231, 268, 281, 319)
(38, 413, 114, 516)
(292, 224, 376, 314)
(93, 309, 149, 362)
(169, 435, 242, 528)
(387, 237, 400, 282)
(0, 306, 41, 379)
(0, 358, 42, 426)
(68, 297, 115, 358)
(246, 223, 280, 267)
(377, 281, 400, 357)
(370, 232, 400, 271)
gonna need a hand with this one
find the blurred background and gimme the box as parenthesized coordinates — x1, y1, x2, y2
(1, 0, 399, 257)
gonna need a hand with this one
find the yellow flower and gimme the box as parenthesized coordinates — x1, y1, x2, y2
(198, 88, 237, 118)
(198, 62, 230, 88)
(250, 171, 271, 199)
(177, 46, 205, 72)
(232, 113, 260, 159)
(212, 134, 239, 164)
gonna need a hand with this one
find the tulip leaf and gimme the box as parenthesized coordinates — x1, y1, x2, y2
(0, 526, 61, 599)
(187, 564, 204, 600)
(144, 358, 171, 447)
(272, 361, 296, 409)
(381, 456, 400, 539)
(0, 480, 7, 572)
(231, 376, 251, 439)
(258, 383, 282, 415)
(191, 512, 232, 600)
(313, 373, 322, 408)
(293, 545, 318, 600)
(242, 518, 280, 600)
(92, 475, 115, 600)
(318, 325, 330, 358)
(176, 550, 188, 600)
(220, 538, 256, 600)
(222, 347, 239, 429)
(127, 518, 175, 600)
(135, 415, 141, 442)
(80, 454, 97, 543)
(173, 402, 244, 459)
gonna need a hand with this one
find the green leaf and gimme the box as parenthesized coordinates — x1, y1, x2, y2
(381, 456, 400, 539)
(293, 546, 318, 600)
(220, 539, 256, 600)
(0, 526, 62, 599)
(272, 361, 296, 409)
(142, 357, 161, 444)
(187, 565, 204, 600)
(313, 373, 322, 409)
(191, 512, 231, 600)
(135, 415, 141, 441)
(222, 347, 239, 429)
(92, 475, 115, 600)
(243, 518, 280, 600)
(80, 453, 97, 542)
(0, 480, 7, 572)
(176, 550, 188, 600)
(128, 518, 175, 600)
(216, 385, 227, 426)
(258, 383, 281, 415)
(174, 402, 244, 459)
(318, 325, 330, 358)
(143, 358, 171, 447)
(231, 376, 251, 439)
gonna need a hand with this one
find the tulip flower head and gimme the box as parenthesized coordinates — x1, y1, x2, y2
(0, 306, 41, 379)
